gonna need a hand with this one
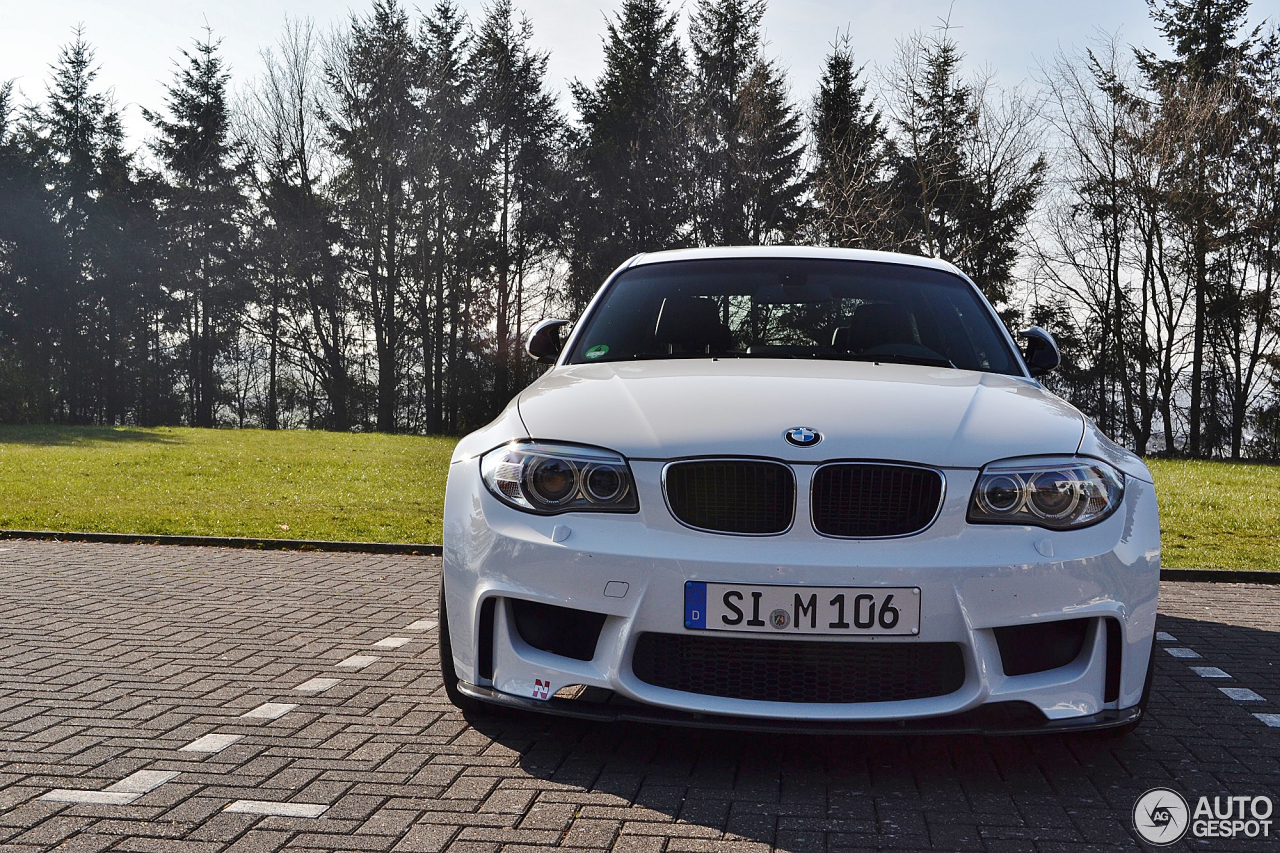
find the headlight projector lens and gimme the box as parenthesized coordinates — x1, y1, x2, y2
(526, 457, 578, 504)
(978, 473, 1023, 514)
(967, 456, 1123, 530)
(583, 464, 626, 502)
(480, 441, 639, 515)
(1027, 470, 1080, 519)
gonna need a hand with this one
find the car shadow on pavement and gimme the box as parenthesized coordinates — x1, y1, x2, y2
(459, 613, 1280, 851)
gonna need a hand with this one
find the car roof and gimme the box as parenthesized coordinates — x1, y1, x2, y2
(628, 245, 965, 277)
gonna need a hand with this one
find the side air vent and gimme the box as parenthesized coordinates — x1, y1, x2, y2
(993, 618, 1090, 677)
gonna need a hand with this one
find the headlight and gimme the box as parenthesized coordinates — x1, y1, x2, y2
(967, 456, 1124, 530)
(480, 441, 639, 515)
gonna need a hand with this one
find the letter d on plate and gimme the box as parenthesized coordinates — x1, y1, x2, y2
(685, 582, 707, 629)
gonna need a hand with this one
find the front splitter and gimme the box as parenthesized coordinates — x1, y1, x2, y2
(456, 681, 1141, 736)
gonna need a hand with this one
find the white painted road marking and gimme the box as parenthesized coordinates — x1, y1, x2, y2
(39, 789, 137, 805)
(373, 636, 410, 649)
(106, 770, 179, 794)
(39, 770, 179, 805)
(1161, 633, 1274, 729)
(240, 702, 297, 720)
(405, 618, 438, 631)
(179, 733, 243, 753)
(336, 654, 379, 669)
(224, 800, 328, 817)
(294, 677, 340, 692)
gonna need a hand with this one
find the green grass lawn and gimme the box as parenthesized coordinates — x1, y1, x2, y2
(1146, 457, 1280, 571)
(0, 426, 1275, 569)
(0, 426, 453, 544)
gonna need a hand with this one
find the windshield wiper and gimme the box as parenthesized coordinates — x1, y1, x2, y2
(835, 353, 956, 369)
(595, 352, 727, 362)
(583, 352, 957, 368)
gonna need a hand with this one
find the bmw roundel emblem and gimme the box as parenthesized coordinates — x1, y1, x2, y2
(784, 427, 821, 447)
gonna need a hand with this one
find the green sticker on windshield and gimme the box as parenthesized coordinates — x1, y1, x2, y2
(585, 344, 609, 359)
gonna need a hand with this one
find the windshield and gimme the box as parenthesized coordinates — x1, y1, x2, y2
(565, 258, 1023, 375)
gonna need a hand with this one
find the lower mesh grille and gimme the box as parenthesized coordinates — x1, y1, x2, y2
(664, 460, 794, 534)
(631, 633, 965, 703)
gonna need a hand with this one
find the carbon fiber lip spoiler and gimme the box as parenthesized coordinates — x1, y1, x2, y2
(456, 681, 1141, 736)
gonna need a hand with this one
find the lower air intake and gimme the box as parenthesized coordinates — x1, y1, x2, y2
(631, 633, 965, 703)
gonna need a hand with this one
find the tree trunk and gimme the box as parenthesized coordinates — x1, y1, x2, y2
(494, 138, 512, 410)
(1189, 224, 1206, 457)
(199, 283, 215, 428)
(372, 170, 398, 434)
(267, 285, 279, 430)
(430, 204, 446, 435)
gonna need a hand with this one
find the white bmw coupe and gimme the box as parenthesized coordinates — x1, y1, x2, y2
(439, 246, 1160, 735)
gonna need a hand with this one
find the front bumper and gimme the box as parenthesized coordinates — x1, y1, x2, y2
(442, 458, 1161, 728)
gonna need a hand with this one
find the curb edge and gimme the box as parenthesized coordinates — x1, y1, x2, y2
(0, 529, 442, 556)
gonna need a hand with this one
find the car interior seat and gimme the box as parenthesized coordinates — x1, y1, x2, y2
(655, 296, 734, 353)
(832, 303, 919, 353)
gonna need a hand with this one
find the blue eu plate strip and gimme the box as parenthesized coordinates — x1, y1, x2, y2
(684, 582, 707, 629)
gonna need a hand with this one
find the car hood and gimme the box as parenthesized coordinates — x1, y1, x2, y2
(516, 359, 1086, 468)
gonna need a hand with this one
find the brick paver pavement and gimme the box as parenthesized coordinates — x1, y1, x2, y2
(0, 541, 1277, 852)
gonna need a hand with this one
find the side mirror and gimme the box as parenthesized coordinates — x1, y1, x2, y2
(526, 318, 571, 364)
(1017, 326, 1061, 377)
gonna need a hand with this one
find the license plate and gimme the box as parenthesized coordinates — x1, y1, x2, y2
(684, 582, 921, 635)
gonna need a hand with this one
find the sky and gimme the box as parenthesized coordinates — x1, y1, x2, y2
(1, 0, 1273, 147)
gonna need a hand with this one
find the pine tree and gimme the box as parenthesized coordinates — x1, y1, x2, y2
(247, 17, 348, 429)
(887, 29, 1044, 307)
(31, 31, 167, 425)
(415, 0, 487, 433)
(44, 32, 104, 249)
(1138, 0, 1259, 84)
(90, 107, 166, 425)
(736, 59, 806, 244)
(1136, 0, 1260, 456)
(568, 0, 691, 307)
(145, 31, 249, 428)
(472, 0, 567, 409)
(324, 0, 417, 432)
(889, 33, 975, 262)
(689, 0, 806, 245)
(0, 81, 67, 422)
(41, 31, 108, 421)
(810, 34, 891, 247)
